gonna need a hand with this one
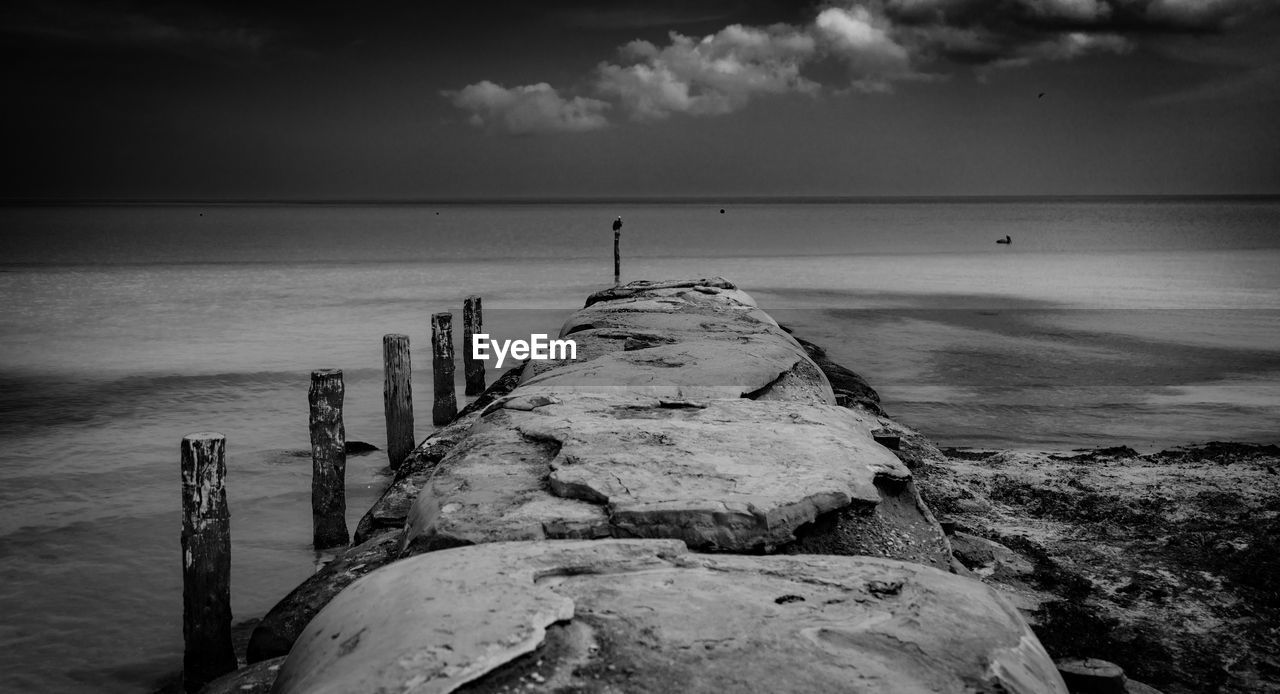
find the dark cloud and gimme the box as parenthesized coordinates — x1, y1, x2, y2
(0, 0, 271, 62)
(541, 0, 816, 30)
(881, 0, 1279, 67)
(548, 6, 742, 30)
(883, 0, 1271, 33)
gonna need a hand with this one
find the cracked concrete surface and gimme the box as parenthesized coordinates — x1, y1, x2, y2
(272, 540, 1066, 694)
(404, 394, 909, 552)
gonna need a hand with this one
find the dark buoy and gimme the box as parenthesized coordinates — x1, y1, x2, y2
(720, 208, 725, 214)
(996, 235, 1011, 245)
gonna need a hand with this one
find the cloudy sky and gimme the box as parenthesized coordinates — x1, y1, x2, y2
(3, 0, 1278, 199)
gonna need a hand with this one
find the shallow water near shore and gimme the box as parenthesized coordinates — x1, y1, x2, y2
(1, 198, 1278, 692)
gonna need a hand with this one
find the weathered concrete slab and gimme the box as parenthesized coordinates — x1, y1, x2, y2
(272, 539, 1067, 694)
(402, 412, 611, 555)
(520, 395, 902, 548)
(566, 289, 778, 339)
(571, 279, 776, 338)
(562, 308, 780, 340)
(405, 394, 917, 554)
(519, 337, 834, 403)
(524, 278, 833, 402)
(582, 277, 740, 307)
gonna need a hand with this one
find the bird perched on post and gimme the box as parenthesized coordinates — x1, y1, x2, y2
(613, 216, 623, 232)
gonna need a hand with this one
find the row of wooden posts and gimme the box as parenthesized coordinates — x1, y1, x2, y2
(178, 222, 625, 691)
(178, 295, 486, 693)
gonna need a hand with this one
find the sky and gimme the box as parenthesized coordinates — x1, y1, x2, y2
(2, 0, 1278, 200)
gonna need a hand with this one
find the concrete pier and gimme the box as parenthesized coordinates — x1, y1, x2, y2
(223, 278, 1067, 694)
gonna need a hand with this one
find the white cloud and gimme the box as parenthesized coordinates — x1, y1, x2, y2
(596, 62, 706, 120)
(446, 81, 610, 134)
(596, 24, 818, 120)
(814, 5, 917, 91)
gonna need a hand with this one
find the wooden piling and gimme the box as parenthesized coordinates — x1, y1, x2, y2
(382, 334, 414, 470)
(462, 296, 485, 396)
(309, 369, 349, 549)
(1057, 659, 1127, 694)
(431, 312, 457, 425)
(180, 432, 236, 693)
(614, 228, 621, 285)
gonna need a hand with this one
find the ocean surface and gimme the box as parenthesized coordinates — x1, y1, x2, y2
(1, 198, 1278, 692)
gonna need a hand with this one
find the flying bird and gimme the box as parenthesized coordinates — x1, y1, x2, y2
(1038, 92, 1045, 98)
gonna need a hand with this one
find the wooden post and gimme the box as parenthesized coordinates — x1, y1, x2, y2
(382, 334, 414, 470)
(180, 432, 236, 692)
(1058, 659, 1127, 694)
(309, 369, 349, 549)
(462, 296, 485, 396)
(431, 312, 457, 425)
(611, 216, 623, 285)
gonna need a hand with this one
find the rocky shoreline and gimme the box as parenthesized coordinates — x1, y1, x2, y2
(165, 279, 1276, 694)
(918, 442, 1280, 693)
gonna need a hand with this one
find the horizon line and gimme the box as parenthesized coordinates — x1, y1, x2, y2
(3, 193, 1280, 207)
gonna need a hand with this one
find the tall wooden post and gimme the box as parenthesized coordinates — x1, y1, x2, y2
(613, 228, 621, 285)
(181, 432, 236, 693)
(382, 334, 414, 470)
(462, 296, 485, 396)
(309, 369, 349, 549)
(431, 312, 457, 425)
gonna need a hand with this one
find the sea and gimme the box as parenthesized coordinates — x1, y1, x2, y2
(1, 198, 1278, 692)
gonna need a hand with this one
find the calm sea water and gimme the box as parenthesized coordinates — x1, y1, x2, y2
(1, 199, 1278, 692)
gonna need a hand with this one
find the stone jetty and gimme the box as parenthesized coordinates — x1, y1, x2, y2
(217, 278, 1067, 693)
